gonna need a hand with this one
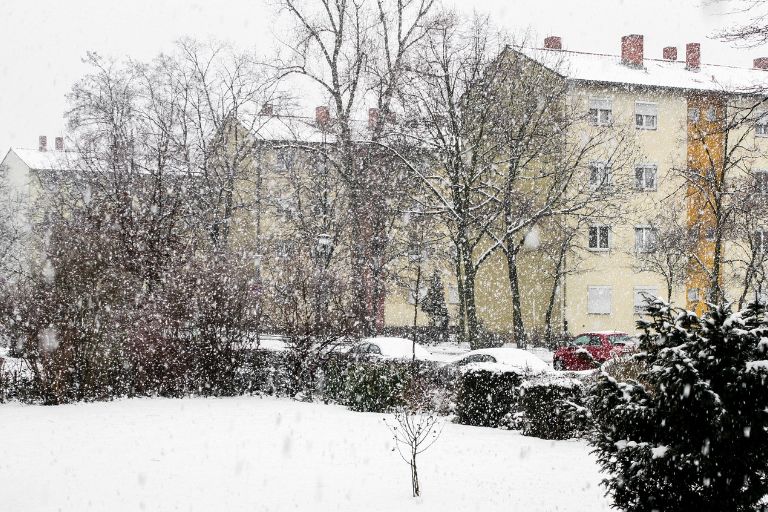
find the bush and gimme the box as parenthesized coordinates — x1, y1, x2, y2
(345, 360, 408, 413)
(588, 301, 768, 511)
(518, 376, 586, 439)
(455, 367, 520, 427)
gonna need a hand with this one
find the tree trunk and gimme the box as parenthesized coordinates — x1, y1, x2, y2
(506, 244, 525, 349)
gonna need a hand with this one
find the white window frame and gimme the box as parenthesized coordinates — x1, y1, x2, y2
(587, 286, 612, 315)
(589, 161, 612, 189)
(588, 98, 613, 126)
(756, 112, 768, 137)
(634, 164, 658, 191)
(756, 229, 768, 253)
(634, 286, 658, 314)
(755, 169, 768, 195)
(635, 101, 658, 130)
(635, 225, 658, 253)
(588, 225, 611, 251)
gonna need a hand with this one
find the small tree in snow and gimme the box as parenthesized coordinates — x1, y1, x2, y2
(384, 403, 443, 497)
(588, 300, 768, 511)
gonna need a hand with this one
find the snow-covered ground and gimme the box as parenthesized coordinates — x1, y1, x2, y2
(0, 397, 611, 511)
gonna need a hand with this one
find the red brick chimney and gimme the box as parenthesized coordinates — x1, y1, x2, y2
(315, 106, 330, 127)
(544, 36, 562, 50)
(686, 43, 700, 71)
(663, 46, 678, 61)
(368, 108, 379, 130)
(38, 135, 47, 152)
(754, 57, 768, 70)
(55, 137, 64, 151)
(621, 34, 644, 67)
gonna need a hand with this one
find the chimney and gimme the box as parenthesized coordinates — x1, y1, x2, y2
(621, 34, 644, 67)
(315, 106, 330, 127)
(544, 36, 562, 50)
(54, 137, 64, 151)
(686, 43, 700, 71)
(663, 46, 678, 61)
(38, 135, 47, 152)
(754, 57, 768, 70)
(368, 108, 379, 130)
(260, 103, 274, 116)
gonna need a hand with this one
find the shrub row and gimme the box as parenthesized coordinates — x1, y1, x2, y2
(454, 367, 587, 439)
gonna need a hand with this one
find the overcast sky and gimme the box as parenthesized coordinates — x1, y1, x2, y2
(0, 0, 764, 154)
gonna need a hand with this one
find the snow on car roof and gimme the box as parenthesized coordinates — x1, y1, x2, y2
(456, 347, 551, 374)
(361, 336, 432, 360)
(514, 46, 768, 94)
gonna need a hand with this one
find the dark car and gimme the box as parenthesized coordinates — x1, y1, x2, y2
(552, 331, 636, 371)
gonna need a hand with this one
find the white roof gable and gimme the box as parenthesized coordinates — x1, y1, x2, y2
(516, 47, 768, 94)
(3, 148, 76, 171)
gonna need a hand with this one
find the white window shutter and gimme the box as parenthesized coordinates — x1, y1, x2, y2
(588, 286, 612, 315)
(635, 102, 658, 116)
(589, 98, 612, 110)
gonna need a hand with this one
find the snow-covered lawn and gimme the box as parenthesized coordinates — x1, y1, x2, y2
(0, 397, 610, 511)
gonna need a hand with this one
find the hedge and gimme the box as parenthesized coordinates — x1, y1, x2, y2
(455, 367, 521, 427)
(518, 376, 586, 439)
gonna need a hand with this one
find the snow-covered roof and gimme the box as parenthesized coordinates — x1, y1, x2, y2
(252, 114, 371, 144)
(5, 148, 76, 171)
(515, 46, 768, 94)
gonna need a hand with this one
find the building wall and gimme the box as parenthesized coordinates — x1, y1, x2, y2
(562, 83, 690, 334)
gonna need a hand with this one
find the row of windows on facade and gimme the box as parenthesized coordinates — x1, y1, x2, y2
(589, 98, 768, 135)
(589, 163, 768, 193)
(588, 285, 658, 315)
(588, 225, 768, 252)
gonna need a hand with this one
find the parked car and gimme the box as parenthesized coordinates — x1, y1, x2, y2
(439, 347, 551, 380)
(552, 331, 636, 370)
(348, 337, 434, 362)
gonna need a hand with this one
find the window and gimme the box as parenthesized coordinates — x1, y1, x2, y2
(407, 286, 428, 305)
(634, 164, 657, 190)
(755, 170, 768, 194)
(756, 113, 768, 136)
(588, 225, 610, 250)
(447, 285, 460, 305)
(276, 148, 297, 172)
(588, 98, 612, 126)
(755, 229, 768, 253)
(588, 286, 612, 315)
(570, 335, 591, 346)
(589, 161, 611, 189)
(459, 354, 496, 365)
(635, 101, 658, 130)
(705, 106, 717, 122)
(687, 287, 701, 302)
(688, 107, 700, 122)
(635, 226, 658, 253)
(634, 286, 658, 314)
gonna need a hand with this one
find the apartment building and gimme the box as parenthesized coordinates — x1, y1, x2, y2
(495, 34, 768, 335)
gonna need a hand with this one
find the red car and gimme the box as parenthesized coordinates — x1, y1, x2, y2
(552, 331, 636, 371)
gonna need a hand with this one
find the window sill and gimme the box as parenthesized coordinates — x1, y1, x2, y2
(635, 126, 658, 131)
(587, 312, 612, 316)
(588, 248, 610, 252)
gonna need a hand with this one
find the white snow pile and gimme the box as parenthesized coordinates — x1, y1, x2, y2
(0, 396, 612, 511)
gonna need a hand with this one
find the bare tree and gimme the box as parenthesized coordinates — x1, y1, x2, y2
(384, 406, 443, 497)
(273, 0, 438, 334)
(631, 203, 694, 302)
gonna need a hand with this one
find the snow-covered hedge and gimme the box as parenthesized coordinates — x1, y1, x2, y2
(518, 375, 586, 440)
(455, 367, 520, 427)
